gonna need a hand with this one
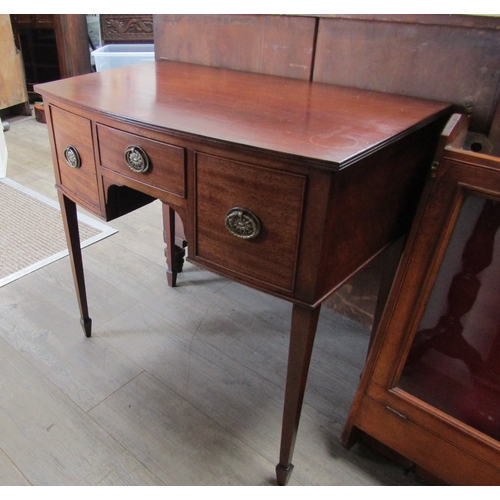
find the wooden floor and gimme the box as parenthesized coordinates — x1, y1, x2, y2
(0, 113, 423, 486)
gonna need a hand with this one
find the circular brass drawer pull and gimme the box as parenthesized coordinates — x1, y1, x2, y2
(124, 145, 149, 173)
(64, 145, 81, 169)
(225, 208, 261, 239)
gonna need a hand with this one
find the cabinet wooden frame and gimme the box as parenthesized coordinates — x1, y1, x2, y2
(342, 113, 500, 485)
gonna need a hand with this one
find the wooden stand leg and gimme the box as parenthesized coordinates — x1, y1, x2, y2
(58, 192, 92, 337)
(276, 303, 321, 486)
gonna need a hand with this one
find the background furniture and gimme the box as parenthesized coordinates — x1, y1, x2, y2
(9, 14, 91, 102)
(0, 14, 29, 116)
(342, 113, 500, 484)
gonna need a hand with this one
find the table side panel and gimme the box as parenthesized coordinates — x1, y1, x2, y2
(315, 118, 447, 301)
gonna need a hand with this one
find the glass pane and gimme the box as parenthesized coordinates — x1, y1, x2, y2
(399, 194, 500, 440)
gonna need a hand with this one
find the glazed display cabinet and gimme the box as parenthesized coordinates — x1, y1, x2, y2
(342, 113, 500, 485)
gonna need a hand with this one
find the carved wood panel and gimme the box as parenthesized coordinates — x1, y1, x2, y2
(100, 14, 154, 44)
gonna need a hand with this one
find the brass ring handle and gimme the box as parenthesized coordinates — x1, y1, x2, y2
(225, 208, 261, 239)
(124, 145, 149, 173)
(64, 145, 81, 169)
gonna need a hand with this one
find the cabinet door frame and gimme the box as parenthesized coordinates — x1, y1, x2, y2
(342, 114, 500, 485)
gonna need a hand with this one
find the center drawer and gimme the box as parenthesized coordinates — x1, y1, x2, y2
(96, 124, 186, 198)
(194, 153, 307, 293)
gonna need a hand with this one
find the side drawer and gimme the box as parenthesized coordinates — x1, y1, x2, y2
(96, 124, 186, 198)
(49, 105, 101, 211)
(194, 153, 306, 293)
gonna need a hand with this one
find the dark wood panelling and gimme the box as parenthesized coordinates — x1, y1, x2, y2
(313, 16, 500, 135)
(154, 14, 317, 80)
(320, 14, 500, 29)
(53, 15, 92, 78)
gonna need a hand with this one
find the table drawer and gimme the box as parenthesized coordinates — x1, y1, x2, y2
(50, 105, 100, 210)
(97, 124, 186, 198)
(195, 153, 306, 293)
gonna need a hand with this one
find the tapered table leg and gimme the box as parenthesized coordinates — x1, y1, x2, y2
(276, 303, 321, 485)
(58, 191, 92, 337)
(162, 203, 178, 287)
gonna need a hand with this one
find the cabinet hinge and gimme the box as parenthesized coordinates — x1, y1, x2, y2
(429, 161, 439, 178)
(385, 406, 407, 419)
